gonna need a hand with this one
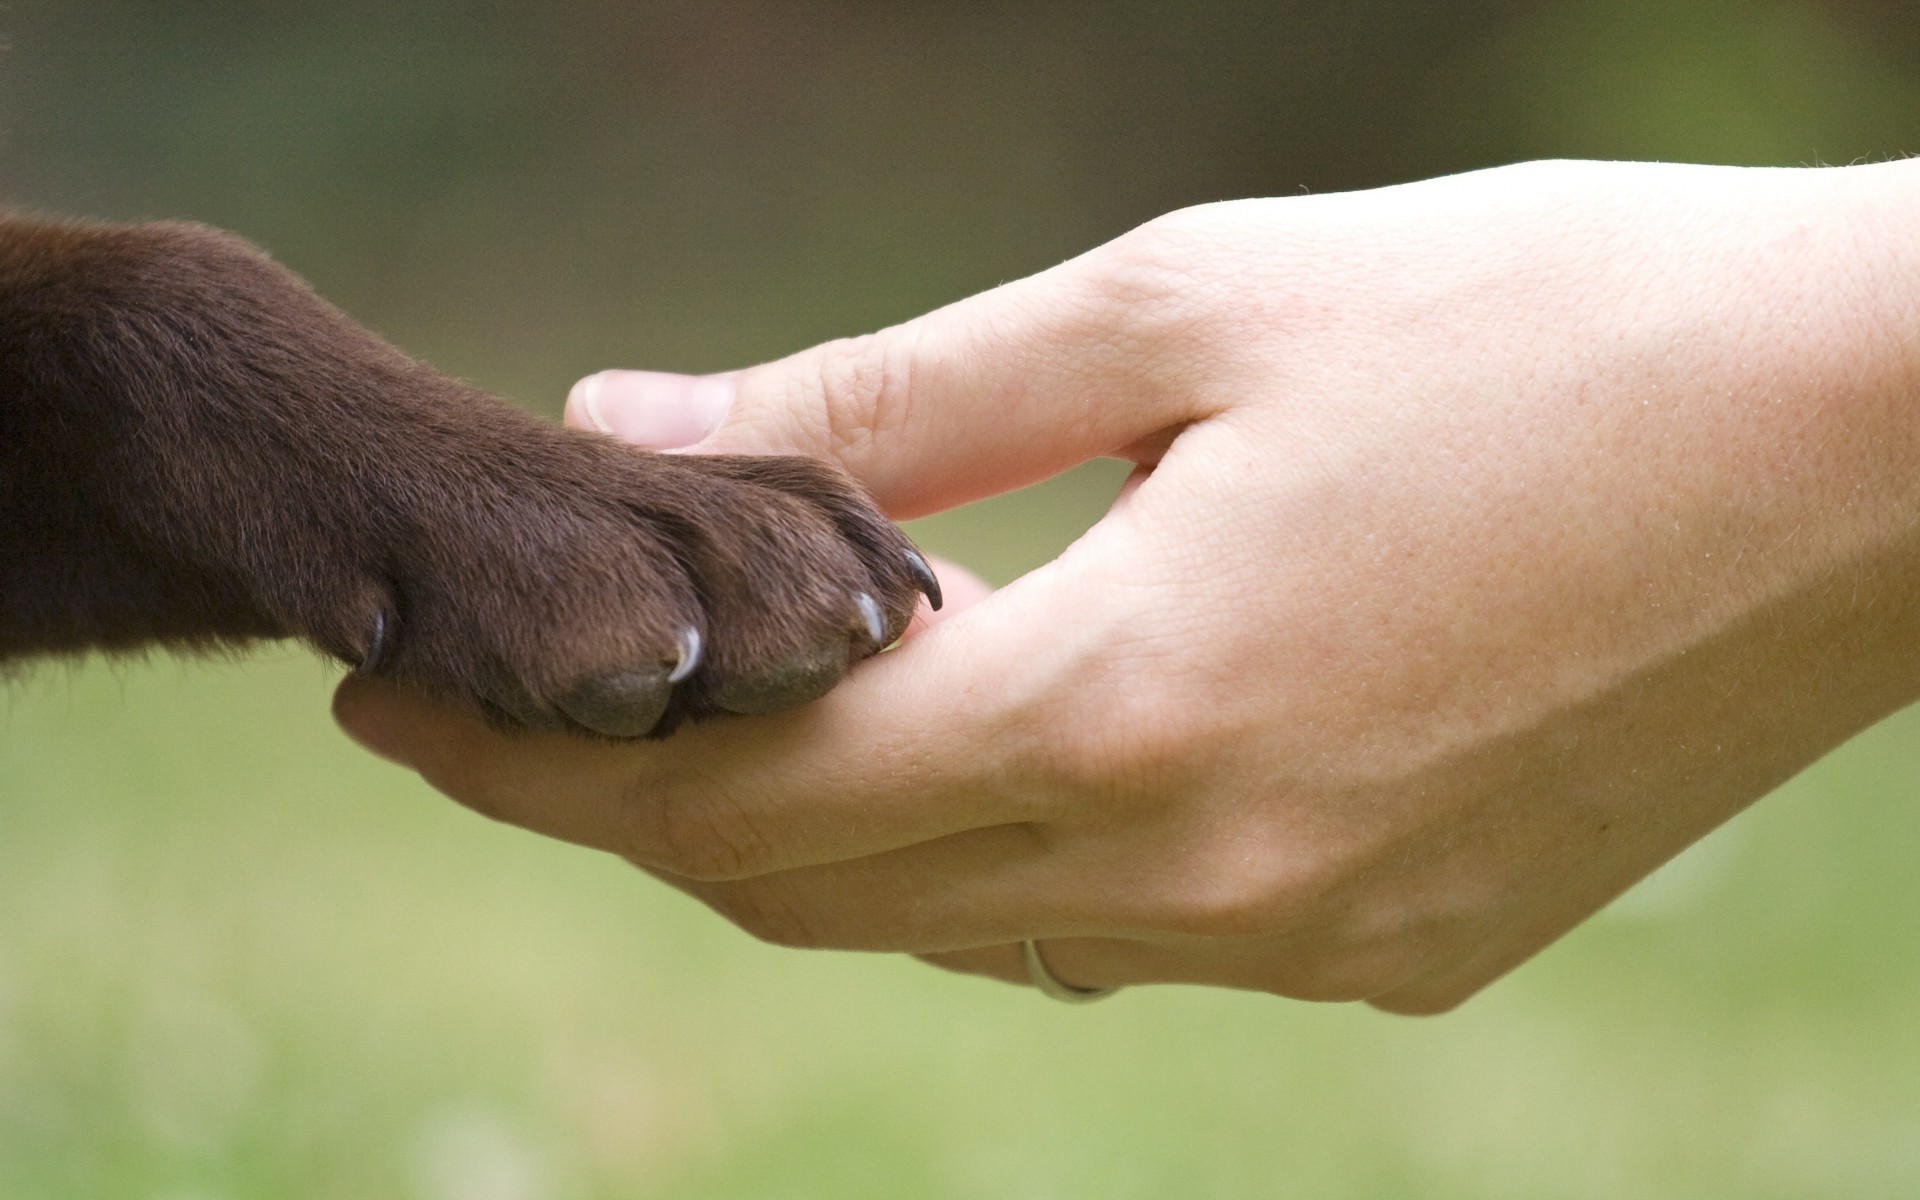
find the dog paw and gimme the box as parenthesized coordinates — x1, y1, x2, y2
(0, 215, 930, 734)
(316, 432, 938, 739)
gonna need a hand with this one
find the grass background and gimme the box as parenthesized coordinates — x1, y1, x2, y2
(2, 2, 1919, 1195)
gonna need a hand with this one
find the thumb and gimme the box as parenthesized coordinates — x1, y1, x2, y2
(567, 239, 1209, 517)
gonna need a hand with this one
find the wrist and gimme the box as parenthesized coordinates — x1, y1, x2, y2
(1702, 162, 1920, 577)
(1857, 158, 1920, 478)
(1812, 159, 1920, 524)
(1748, 159, 1920, 701)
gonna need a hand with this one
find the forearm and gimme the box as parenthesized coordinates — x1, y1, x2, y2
(0, 214, 445, 660)
(0, 215, 314, 657)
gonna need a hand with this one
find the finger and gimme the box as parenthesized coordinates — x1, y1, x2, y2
(333, 668, 1031, 880)
(631, 857, 1065, 973)
(651, 819, 1334, 971)
(568, 236, 1222, 517)
(913, 933, 1417, 1001)
(331, 557, 1081, 879)
(909, 938, 1260, 994)
(663, 823, 1086, 952)
(917, 944, 1027, 987)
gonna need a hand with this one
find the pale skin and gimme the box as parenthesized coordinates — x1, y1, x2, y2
(333, 158, 1920, 1013)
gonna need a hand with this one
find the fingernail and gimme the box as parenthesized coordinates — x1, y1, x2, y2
(570, 370, 734, 450)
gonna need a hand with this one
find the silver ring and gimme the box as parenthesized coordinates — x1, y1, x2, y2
(1020, 939, 1118, 1004)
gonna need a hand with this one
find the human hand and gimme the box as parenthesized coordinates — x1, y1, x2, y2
(335, 159, 1920, 1012)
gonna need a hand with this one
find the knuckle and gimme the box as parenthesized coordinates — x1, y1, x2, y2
(1155, 853, 1309, 941)
(804, 329, 919, 467)
(1091, 210, 1215, 320)
(1020, 684, 1213, 820)
(1144, 818, 1359, 942)
(1081, 198, 1336, 380)
(1088, 202, 1253, 318)
(632, 778, 773, 882)
(1021, 683, 1128, 788)
(1170, 886, 1283, 942)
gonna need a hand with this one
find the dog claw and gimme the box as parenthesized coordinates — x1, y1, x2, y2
(904, 549, 942, 611)
(854, 592, 885, 645)
(355, 609, 391, 675)
(669, 626, 703, 684)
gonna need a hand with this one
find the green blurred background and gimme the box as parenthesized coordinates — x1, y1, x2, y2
(2, 2, 1919, 1196)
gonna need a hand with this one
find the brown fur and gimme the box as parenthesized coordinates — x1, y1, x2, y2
(0, 214, 934, 736)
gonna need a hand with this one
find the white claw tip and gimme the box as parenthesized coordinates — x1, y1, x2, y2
(854, 593, 886, 645)
(669, 627, 703, 684)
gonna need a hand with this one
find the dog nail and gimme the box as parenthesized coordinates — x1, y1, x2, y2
(854, 592, 885, 644)
(904, 549, 942, 611)
(355, 609, 391, 675)
(669, 626, 703, 684)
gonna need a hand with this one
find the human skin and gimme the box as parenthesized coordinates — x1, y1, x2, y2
(334, 158, 1920, 1013)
